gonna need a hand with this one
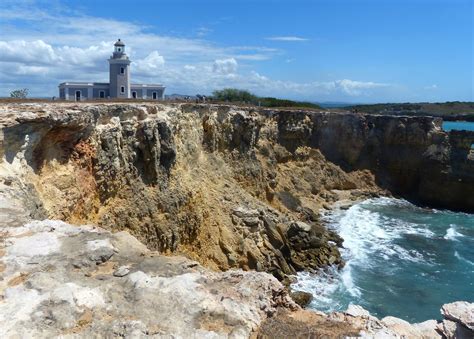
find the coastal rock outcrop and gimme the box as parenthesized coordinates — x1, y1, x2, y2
(1, 202, 471, 338)
(0, 103, 382, 280)
(1, 102, 473, 337)
(1, 102, 472, 283)
(441, 301, 474, 330)
(275, 110, 474, 211)
(257, 302, 474, 338)
(0, 214, 296, 337)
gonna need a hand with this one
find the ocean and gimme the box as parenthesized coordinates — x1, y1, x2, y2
(443, 121, 474, 132)
(292, 197, 474, 323)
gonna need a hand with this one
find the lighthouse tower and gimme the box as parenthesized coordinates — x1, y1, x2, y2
(109, 39, 131, 98)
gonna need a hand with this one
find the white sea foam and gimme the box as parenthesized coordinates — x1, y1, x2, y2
(340, 264, 361, 297)
(292, 267, 357, 311)
(444, 224, 464, 241)
(454, 251, 474, 266)
(326, 200, 428, 266)
(294, 197, 438, 313)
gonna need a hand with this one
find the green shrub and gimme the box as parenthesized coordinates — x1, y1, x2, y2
(10, 88, 29, 99)
(211, 88, 321, 109)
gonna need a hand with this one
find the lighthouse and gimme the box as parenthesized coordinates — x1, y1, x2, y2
(108, 39, 131, 98)
(59, 39, 165, 100)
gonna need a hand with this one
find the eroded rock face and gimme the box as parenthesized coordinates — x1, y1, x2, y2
(1, 102, 471, 285)
(275, 110, 474, 212)
(0, 103, 382, 280)
(0, 100, 472, 337)
(441, 301, 474, 333)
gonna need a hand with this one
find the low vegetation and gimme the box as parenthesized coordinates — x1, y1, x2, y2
(10, 88, 29, 99)
(212, 88, 322, 109)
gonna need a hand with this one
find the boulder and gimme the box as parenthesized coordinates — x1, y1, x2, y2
(441, 301, 474, 330)
(345, 304, 371, 318)
(411, 320, 440, 338)
(437, 319, 459, 339)
(232, 206, 259, 219)
(113, 266, 130, 277)
(382, 316, 434, 338)
(290, 291, 313, 308)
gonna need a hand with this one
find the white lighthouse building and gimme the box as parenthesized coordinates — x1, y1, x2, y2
(59, 39, 165, 101)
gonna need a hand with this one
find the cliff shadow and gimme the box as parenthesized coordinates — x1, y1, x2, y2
(2, 122, 92, 173)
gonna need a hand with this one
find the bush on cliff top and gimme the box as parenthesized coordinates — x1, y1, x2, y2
(212, 88, 321, 109)
(10, 88, 29, 99)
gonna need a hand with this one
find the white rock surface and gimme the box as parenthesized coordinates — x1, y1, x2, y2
(0, 218, 295, 338)
(441, 301, 474, 330)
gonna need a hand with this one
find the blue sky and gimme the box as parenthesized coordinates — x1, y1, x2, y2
(0, 0, 472, 102)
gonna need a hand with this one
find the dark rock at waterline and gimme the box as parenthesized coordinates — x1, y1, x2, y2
(290, 291, 313, 308)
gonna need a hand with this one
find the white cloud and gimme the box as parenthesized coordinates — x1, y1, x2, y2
(333, 79, 389, 96)
(212, 58, 238, 74)
(0, 40, 59, 64)
(133, 51, 165, 75)
(266, 36, 308, 42)
(0, 40, 111, 67)
(196, 27, 213, 37)
(0, 2, 391, 101)
(424, 84, 438, 90)
(57, 43, 111, 66)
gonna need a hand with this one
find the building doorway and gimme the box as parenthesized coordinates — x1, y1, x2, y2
(99, 91, 105, 98)
(75, 90, 81, 101)
(132, 91, 137, 99)
(152, 92, 157, 100)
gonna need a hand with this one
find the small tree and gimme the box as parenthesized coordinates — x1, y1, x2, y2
(10, 88, 29, 99)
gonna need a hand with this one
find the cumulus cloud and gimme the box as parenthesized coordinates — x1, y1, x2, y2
(212, 58, 238, 74)
(266, 36, 308, 42)
(133, 51, 165, 75)
(0, 1, 391, 100)
(0, 40, 111, 67)
(0, 40, 59, 64)
(333, 79, 389, 96)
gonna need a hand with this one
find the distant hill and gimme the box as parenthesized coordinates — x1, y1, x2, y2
(165, 94, 198, 100)
(317, 101, 362, 108)
(347, 102, 474, 121)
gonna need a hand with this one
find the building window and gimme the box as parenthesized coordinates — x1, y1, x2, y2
(121, 86, 125, 93)
(120, 67, 125, 74)
(152, 92, 157, 100)
(132, 91, 137, 99)
(75, 90, 81, 101)
(99, 91, 105, 98)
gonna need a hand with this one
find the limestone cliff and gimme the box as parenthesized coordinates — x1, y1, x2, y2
(1, 102, 473, 338)
(0, 103, 383, 280)
(1, 103, 472, 281)
(276, 110, 474, 211)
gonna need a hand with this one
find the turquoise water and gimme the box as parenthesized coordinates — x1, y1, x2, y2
(443, 121, 474, 132)
(293, 198, 474, 322)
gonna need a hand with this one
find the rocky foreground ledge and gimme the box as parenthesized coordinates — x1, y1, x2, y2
(0, 213, 472, 338)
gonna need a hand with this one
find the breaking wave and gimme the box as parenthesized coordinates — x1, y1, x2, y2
(444, 224, 465, 241)
(292, 197, 474, 322)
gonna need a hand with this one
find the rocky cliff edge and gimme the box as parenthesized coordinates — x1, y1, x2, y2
(0, 102, 472, 337)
